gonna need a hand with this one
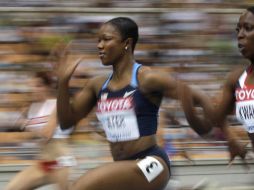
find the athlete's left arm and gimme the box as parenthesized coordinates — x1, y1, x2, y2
(139, 68, 210, 104)
(138, 68, 181, 99)
(139, 69, 214, 136)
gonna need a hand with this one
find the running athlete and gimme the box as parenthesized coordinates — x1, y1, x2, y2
(5, 72, 76, 190)
(229, 6, 254, 153)
(181, 7, 254, 165)
(57, 17, 211, 190)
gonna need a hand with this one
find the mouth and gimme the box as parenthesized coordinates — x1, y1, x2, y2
(99, 52, 105, 59)
(238, 44, 245, 52)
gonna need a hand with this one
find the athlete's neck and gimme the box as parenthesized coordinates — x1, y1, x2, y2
(112, 57, 135, 81)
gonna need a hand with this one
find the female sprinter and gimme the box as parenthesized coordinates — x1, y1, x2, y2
(57, 17, 211, 190)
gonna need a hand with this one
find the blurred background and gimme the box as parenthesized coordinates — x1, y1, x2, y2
(0, 0, 253, 189)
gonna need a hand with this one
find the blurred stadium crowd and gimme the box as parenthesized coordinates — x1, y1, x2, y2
(0, 0, 253, 171)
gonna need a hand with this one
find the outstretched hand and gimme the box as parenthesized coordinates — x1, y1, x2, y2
(227, 139, 249, 170)
(50, 41, 83, 83)
(57, 56, 83, 83)
(221, 125, 250, 170)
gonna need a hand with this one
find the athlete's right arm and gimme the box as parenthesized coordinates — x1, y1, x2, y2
(57, 76, 98, 130)
(180, 84, 214, 136)
(57, 56, 98, 130)
(214, 68, 248, 165)
(213, 68, 244, 127)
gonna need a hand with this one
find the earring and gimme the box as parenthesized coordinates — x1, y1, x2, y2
(125, 46, 128, 50)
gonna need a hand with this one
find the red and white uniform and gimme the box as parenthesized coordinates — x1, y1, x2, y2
(235, 67, 254, 133)
(25, 99, 73, 138)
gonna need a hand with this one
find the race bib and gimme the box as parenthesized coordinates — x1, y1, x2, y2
(236, 100, 254, 133)
(137, 156, 164, 182)
(96, 97, 140, 142)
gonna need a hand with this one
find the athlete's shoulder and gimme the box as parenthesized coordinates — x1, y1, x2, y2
(138, 64, 152, 74)
(138, 65, 174, 82)
(89, 75, 108, 84)
(85, 75, 109, 95)
(138, 65, 174, 93)
(137, 66, 157, 85)
(138, 65, 158, 79)
(226, 65, 247, 85)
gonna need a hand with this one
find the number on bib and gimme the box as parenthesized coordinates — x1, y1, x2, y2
(137, 156, 164, 182)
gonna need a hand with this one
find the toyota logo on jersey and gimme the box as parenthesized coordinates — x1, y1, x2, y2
(97, 97, 133, 113)
(236, 87, 254, 101)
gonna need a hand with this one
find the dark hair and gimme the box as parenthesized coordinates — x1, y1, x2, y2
(247, 6, 254, 15)
(105, 17, 139, 52)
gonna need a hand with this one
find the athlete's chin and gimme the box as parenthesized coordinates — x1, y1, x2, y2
(242, 52, 252, 60)
(100, 60, 113, 66)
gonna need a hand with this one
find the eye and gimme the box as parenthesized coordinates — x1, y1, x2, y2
(104, 36, 112, 41)
(98, 35, 112, 43)
(244, 24, 254, 32)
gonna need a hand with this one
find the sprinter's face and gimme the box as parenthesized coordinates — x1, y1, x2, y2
(236, 11, 254, 60)
(97, 23, 126, 66)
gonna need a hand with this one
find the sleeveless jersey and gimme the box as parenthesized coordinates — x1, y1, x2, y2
(235, 66, 254, 133)
(26, 99, 73, 139)
(96, 63, 159, 142)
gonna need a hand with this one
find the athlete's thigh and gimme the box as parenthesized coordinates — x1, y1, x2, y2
(72, 156, 170, 190)
(48, 167, 70, 190)
(4, 165, 48, 190)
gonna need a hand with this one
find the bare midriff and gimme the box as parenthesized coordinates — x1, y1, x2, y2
(109, 135, 157, 161)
